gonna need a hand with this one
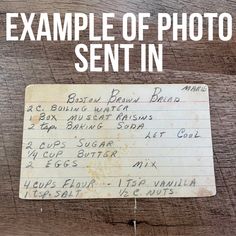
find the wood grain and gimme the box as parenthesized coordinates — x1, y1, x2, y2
(0, 1, 235, 235)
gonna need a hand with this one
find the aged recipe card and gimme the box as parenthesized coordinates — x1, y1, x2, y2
(19, 84, 216, 199)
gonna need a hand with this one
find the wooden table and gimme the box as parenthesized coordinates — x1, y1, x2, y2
(0, 1, 235, 235)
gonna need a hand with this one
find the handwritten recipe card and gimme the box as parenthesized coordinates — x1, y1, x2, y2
(19, 84, 216, 199)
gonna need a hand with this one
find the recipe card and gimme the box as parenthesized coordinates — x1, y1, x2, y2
(19, 84, 216, 199)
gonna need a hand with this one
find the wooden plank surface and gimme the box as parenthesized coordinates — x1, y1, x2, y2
(0, 1, 235, 235)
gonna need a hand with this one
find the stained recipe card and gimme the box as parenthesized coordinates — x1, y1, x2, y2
(19, 84, 216, 199)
